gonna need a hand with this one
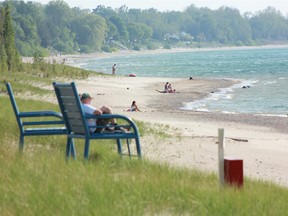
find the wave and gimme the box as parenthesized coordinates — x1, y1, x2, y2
(263, 80, 277, 85)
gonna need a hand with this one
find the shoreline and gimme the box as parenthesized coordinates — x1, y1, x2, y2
(63, 44, 288, 66)
(22, 44, 288, 65)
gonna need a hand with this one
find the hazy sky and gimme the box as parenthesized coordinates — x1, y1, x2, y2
(34, 0, 288, 15)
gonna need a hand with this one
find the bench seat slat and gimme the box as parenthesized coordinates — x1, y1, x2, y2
(22, 121, 64, 126)
(24, 127, 67, 135)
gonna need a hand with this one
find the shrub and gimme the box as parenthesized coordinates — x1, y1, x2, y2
(101, 45, 112, 53)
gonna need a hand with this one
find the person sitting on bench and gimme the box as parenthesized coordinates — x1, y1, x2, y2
(80, 93, 124, 132)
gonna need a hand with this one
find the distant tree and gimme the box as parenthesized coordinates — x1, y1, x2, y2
(93, 5, 117, 19)
(12, 0, 43, 56)
(0, 44, 8, 72)
(0, 7, 5, 71)
(198, 10, 218, 42)
(70, 13, 107, 52)
(2, 3, 20, 71)
(140, 8, 164, 40)
(109, 16, 129, 43)
(0, 6, 8, 72)
(215, 7, 252, 44)
(127, 23, 144, 44)
(106, 21, 117, 40)
(41, 0, 75, 53)
(249, 7, 288, 41)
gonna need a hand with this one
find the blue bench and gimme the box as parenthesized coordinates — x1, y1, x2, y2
(53, 81, 142, 160)
(6, 82, 73, 156)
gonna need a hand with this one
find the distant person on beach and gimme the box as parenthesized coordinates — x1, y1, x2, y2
(167, 83, 176, 93)
(80, 93, 125, 132)
(127, 101, 141, 112)
(156, 82, 169, 93)
(157, 82, 176, 93)
(112, 64, 116, 75)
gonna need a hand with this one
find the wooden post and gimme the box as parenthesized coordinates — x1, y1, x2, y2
(218, 128, 225, 187)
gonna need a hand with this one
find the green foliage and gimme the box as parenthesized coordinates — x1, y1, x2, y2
(109, 15, 129, 43)
(101, 44, 112, 52)
(0, 62, 101, 88)
(163, 44, 172, 49)
(1, 1, 288, 57)
(135, 120, 174, 139)
(0, 44, 8, 72)
(13, 2, 42, 56)
(79, 45, 91, 54)
(1, 2, 21, 71)
(32, 50, 45, 63)
(147, 43, 158, 50)
(249, 7, 288, 41)
(52, 41, 72, 53)
(70, 13, 107, 52)
(132, 43, 141, 51)
(127, 22, 152, 45)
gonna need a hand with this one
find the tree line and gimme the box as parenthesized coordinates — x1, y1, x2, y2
(1, 0, 288, 57)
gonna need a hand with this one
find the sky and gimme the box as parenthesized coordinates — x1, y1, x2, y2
(32, 0, 288, 16)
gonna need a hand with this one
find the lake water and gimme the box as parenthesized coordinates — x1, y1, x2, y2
(73, 46, 288, 116)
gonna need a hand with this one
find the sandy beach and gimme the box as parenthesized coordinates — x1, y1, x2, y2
(23, 48, 288, 187)
(71, 74, 288, 188)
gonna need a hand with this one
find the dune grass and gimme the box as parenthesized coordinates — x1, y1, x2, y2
(0, 66, 288, 215)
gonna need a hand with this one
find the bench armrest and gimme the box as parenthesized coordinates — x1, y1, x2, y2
(85, 114, 138, 131)
(19, 111, 64, 126)
(85, 113, 133, 123)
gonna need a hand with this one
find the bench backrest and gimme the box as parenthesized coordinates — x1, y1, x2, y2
(53, 82, 89, 135)
(6, 83, 24, 133)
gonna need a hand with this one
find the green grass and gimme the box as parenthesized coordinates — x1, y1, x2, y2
(1, 135, 288, 215)
(0, 65, 288, 215)
(136, 120, 177, 138)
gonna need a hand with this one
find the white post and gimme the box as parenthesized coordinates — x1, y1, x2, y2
(218, 128, 225, 186)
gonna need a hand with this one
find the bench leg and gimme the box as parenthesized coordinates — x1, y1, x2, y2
(66, 137, 76, 159)
(135, 137, 142, 158)
(70, 140, 76, 159)
(116, 139, 122, 157)
(19, 135, 24, 152)
(126, 139, 131, 157)
(84, 139, 90, 160)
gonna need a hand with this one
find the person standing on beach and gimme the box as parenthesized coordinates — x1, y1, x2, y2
(112, 64, 116, 75)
